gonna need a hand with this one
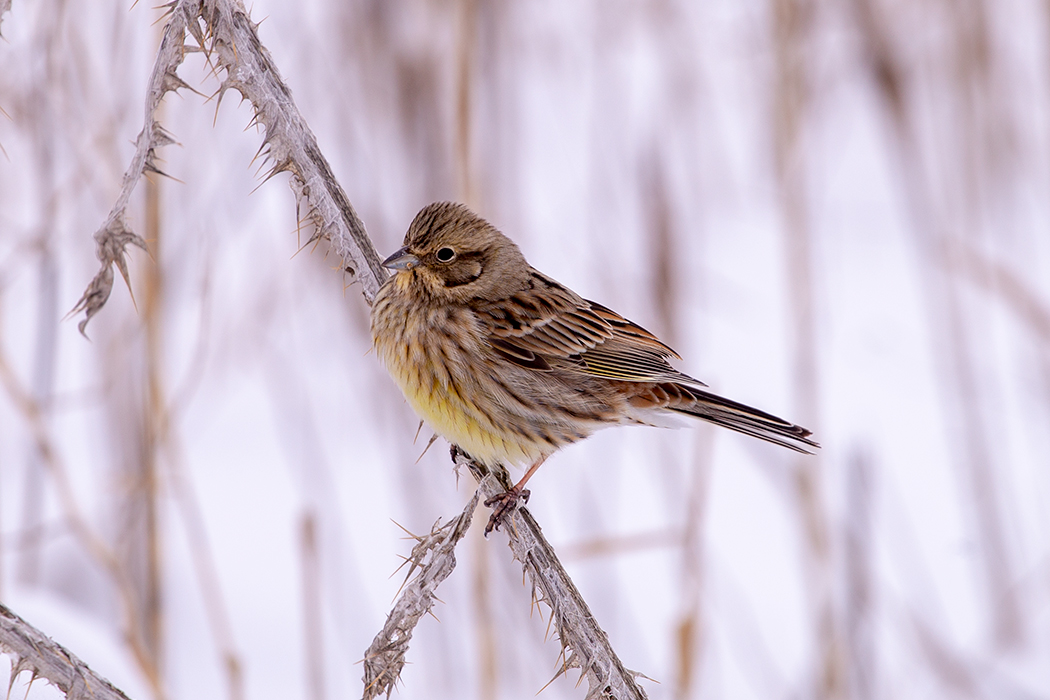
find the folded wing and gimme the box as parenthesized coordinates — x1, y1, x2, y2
(474, 269, 706, 386)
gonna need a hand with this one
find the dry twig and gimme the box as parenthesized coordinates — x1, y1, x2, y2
(70, 0, 385, 338)
(362, 487, 483, 699)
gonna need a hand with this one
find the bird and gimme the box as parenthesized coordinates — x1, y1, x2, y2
(370, 202, 817, 533)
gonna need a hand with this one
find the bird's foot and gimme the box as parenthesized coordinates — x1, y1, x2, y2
(483, 486, 531, 535)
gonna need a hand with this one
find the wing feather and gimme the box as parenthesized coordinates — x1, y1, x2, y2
(475, 270, 705, 385)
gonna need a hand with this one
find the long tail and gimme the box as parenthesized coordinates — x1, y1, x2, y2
(631, 383, 819, 454)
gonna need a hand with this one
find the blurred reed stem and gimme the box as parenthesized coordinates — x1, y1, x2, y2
(17, 0, 63, 594)
(300, 512, 327, 700)
(772, 0, 843, 696)
(851, 0, 1023, 651)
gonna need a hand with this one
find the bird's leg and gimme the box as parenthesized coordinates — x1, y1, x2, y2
(483, 456, 548, 535)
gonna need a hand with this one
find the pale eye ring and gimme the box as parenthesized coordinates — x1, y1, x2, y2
(436, 247, 456, 262)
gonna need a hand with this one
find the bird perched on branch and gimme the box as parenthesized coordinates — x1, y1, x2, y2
(371, 202, 817, 534)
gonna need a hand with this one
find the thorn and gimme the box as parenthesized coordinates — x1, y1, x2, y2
(307, 229, 326, 253)
(245, 110, 263, 132)
(415, 433, 439, 463)
(538, 652, 575, 695)
(247, 139, 269, 169)
(390, 554, 415, 582)
(113, 255, 139, 314)
(390, 519, 423, 542)
(294, 199, 304, 247)
(211, 85, 230, 127)
(543, 606, 556, 641)
(144, 165, 185, 184)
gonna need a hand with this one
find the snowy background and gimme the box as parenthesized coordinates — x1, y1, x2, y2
(1, 1, 1049, 699)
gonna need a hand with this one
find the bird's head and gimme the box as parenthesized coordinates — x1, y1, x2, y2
(381, 202, 530, 301)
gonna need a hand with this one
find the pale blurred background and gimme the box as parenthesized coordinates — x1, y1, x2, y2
(1, 1, 1049, 699)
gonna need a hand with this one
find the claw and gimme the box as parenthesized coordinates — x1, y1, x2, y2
(483, 487, 531, 535)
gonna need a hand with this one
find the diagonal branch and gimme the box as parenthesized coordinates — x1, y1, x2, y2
(0, 603, 134, 700)
(452, 450, 649, 700)
(67, 1, 650, 698)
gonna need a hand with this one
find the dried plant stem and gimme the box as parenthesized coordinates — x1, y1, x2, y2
(455, 0, 478, 209)
(18, 0, 65, 593)
(71, 2, 650, 698)
(772, 0, 842, 696)
(470, 525, 498, 700)
(673, 435, 712, 699)
(71, 0, 386, 336)
(845, 452, 875, 700)
(362, 488, 483, 699)
(163, 442, 244, 700)
(300, 513, 327, 700)
(132, 118, 166, 677)
(0, 603, 135, 700)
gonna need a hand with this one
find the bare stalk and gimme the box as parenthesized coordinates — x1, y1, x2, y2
(362, 487, 482, 699)
(18, 0, 65, 592)
(163, 431, 245, 700)
(300, 512, 323, 700)
(771, 0, 842, 696)
(845, 452, 875, 700)
(300, 513, 327, 700)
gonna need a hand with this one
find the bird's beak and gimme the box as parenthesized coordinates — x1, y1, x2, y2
(381, 245, 420, 271)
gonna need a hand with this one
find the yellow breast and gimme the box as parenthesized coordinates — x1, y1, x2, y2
(370, 275, 544, 468)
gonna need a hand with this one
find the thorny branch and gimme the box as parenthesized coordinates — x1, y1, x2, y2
(362, 486, 483, 699)
(452, 450, 649, 700)
(60, 0, 649, 698)
(70, 0, 385, 337)
(0, 604, 134, 700)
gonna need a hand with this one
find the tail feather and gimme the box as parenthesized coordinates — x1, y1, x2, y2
(630, 383, 819, 454)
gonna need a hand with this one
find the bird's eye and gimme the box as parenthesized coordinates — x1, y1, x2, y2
(436, 247, 456, 262)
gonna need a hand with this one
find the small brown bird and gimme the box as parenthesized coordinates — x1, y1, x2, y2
(371, 202, 817, 533)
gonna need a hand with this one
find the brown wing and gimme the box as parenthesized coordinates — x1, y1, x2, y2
(474, 269, 706, 386)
